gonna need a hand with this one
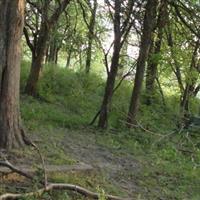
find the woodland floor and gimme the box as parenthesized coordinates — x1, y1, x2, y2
(1, 128, 140, 199)
(0, 129, 140, 199)
(62, 129, 140, 198)
(1, 126, 200, 200)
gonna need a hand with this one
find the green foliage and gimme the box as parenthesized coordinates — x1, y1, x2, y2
(19, 61, 200, 200)
(96, 128, 200, 199)
(97, 187, 107, 200)
(20, 61, 200, 131)
(20, 63, 104, 129)
(50, 171, 123, 199)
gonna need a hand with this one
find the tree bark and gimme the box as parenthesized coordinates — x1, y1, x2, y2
(0, 0, 25, 149)
(98, 0, 121, 128)
(85, 0, 97, 73)
(24, 13, 51, 96)
(24, 0, 71, 96)
(66, 47, 73, 68)
(127, 0, 158, 127)
(47, 40, 59, 64)
(145, 0, 168, 105)
(166, 30, 184, 93)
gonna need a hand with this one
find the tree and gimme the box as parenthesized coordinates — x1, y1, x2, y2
(85, 0, 97, 73)
(97, 0, 135, 128)
(145, 0, 168, 105)
(127, 0, 158, 127)
(0, 0, 25, 149)
(46, 20, 69, 64)
(97, 0, 122, 128)
(24, 0, 71, 96)
(64, 0, 89, 69)
(164, 1, 200, 126)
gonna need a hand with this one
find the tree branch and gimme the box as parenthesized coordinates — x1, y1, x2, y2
(0, 183, 129, 200)
(0, 160, 34, 181)
(23, 27, 34, 52)
(0, 160, 129, 200)
(169, 1, 200, 38)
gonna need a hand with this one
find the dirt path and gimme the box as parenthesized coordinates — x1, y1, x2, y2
(61, 130, 141, 198)
(0, 162, 93, 174)
(0, 129, 140, 198)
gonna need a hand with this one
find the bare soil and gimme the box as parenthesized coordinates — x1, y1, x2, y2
(61, 130, 141, 198)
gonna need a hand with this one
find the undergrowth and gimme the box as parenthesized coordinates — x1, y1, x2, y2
(20, 61, 191, 131)
(15, 61, 200, 199)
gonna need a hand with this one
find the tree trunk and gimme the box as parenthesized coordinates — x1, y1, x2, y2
(145, 31, 162, 105)
(127, 0, 158, 127)
(0, 0, 25, 149)
(145, 0, 168, 105)
(24, 21, 49, 96)
(167, 31, 184, 93)
(25, 52, 45, 96)
(98, 0, 121, 128)
(145, 36, 156, 105)
(66, 47, 72, 68)
(85, 0, 97, 73)
(47, 39, 59, 64)
(25, 0, 71, 96)
(118, 39, 129, 78)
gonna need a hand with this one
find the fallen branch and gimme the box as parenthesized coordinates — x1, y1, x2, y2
(0, 160, 34, 182)
(0, 183, 129, 200)
(0, 160, 129, 200)
(0, 130, 129, 200)
(120, 119, 162, 137)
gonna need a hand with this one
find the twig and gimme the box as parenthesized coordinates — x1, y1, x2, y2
(21, 128, 48, 187)
(151, 126, 183, 147)
(89, 110, 101, 125)
(121, 119, 162, 137)
(33, 145, 48, 188)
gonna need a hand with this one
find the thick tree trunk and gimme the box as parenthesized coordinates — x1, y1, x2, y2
(24, 21, 49, 96)
(0, 0, 25, 149)
(145, 31, 162, 105)
(25, 53, 45, 96)
(127, 0, 158, 127)
(98, 0, 121, 128)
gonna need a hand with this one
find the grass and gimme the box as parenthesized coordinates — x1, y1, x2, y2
(95, 128, 200, 199)
(2, 61, 199, 199)
(20, 61, 184, 131)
